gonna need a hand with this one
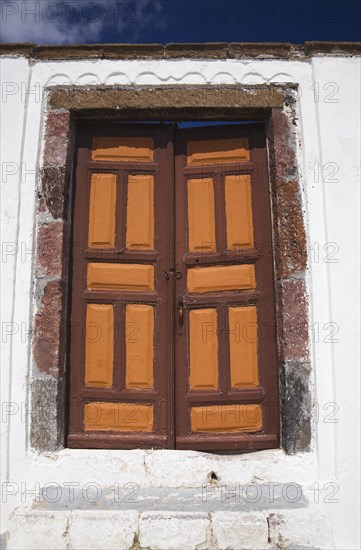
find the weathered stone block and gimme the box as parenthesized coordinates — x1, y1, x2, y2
(278, 279, 309, 363)
(229, 42, 292, 59)
(212, 511, 269, 549)
(139, 512, 209, 550)
(43, 112, 71, 166)
(68, 510, 138, 549)
(48, 86, 284, 112)
(267, 510, 334, 548)
(165, 42, 228, 58)
(280, 362, 312, 454)
(269, 109, 299, 181)
(39, 166, 67, 219)
(7, 510, 69, 550)
(33, 280, 63, 377)
(30, 378, 65, 450)
(37, 222, 64, 277)
(103, 43, 164, 59)
(304, 41, 361, 56)
(273, 180, 307, 279)
(0, 531, 9, 550)
(37, 45, 104, 60)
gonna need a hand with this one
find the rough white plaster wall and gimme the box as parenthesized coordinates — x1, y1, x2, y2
(0, 54, 360, 549)
(310, 56, 361, 549)
(0, 56, 31, 486)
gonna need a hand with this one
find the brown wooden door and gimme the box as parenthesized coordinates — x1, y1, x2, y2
(174, 125, 279, 451)
(68, 122, 279, 451)
(68, 122, 175, 449)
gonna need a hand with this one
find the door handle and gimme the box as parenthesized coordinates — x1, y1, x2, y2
(178, 300, 184, 334)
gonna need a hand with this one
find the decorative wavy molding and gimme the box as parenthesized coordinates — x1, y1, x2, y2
(268, 72, 295, 83)
(105, 72, 131, 85)
(209, 72, 237, 84)
(42, 66, 299, 89)
(76, 73, 102, 85)
(241, 72, 267, 84)
(45, 73, 73, 86)
(134, 70, 208, 85)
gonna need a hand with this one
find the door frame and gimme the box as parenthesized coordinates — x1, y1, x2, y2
(32, 84, 310, 454)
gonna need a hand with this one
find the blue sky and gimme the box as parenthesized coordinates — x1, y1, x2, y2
(1, 0, 360, 44)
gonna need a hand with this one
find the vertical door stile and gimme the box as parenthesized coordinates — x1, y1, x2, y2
(115, 301, 125, 392)
(167, 123, 176, 449)
(218, 302, 231, 395)
(117, 167, 126, 253)
(214, 170, 227, 255)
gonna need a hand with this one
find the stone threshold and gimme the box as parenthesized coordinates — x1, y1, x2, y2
(32, 484, 308, 512)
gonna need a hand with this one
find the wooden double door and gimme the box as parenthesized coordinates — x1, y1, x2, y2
(68, 121, 279, 451)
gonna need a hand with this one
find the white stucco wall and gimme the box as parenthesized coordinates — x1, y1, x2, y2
(1, 52, 360, 549)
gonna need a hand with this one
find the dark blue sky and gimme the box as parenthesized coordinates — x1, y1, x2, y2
(105, 0, 361, 44)
(1, 0, 360, 45)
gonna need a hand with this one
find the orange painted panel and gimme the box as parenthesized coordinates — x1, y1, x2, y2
(191, 404, 262, 432)
(88, 173, 116, 248)
(126, 175, 154, 250)
(187, 265, 255, 293)
(187, 178, 216, 252)
(87, 263, 154, 291)
(84, 402, 154, 432)
(126, 304, 154, 388)
(229, 306, 259, 388)
(187, 138, 249, 165)
(189, 309, 218, 390)
(92, 137, 153, 162)
(225, 174, 254, 249)
(85, 304, 114, 388)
